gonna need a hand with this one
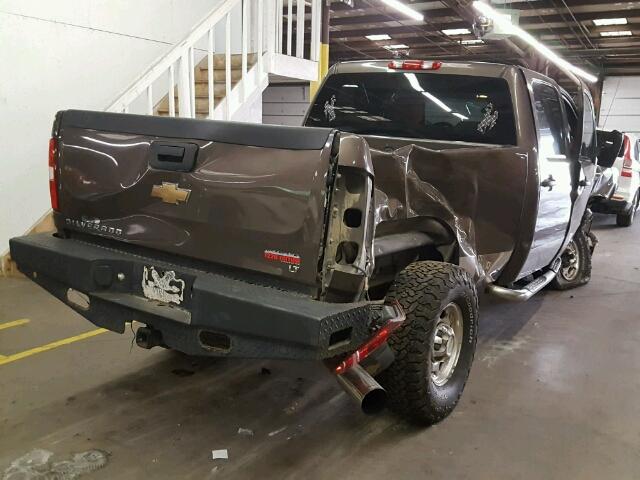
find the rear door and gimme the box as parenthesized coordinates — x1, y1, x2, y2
(564, 89, 597, 243)
(519, 77, 573, 276)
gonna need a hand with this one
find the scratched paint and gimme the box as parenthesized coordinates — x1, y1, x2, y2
(2, 449, 108, 479)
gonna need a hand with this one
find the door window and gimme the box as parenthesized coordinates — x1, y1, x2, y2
(531, 82, 567, 157)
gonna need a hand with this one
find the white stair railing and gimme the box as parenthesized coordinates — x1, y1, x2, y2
(107, 0, 321, 121)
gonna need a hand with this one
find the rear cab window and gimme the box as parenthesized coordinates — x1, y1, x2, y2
(305, 72, 517, 145)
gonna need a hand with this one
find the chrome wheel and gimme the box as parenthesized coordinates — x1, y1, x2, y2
(431, 302, 464, 387)
(560, 240, 580, 282)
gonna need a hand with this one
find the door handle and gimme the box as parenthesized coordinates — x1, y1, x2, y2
(149, 142, 199, 172)
(155, 145, 185, 163)
(541, 175, 556, 191)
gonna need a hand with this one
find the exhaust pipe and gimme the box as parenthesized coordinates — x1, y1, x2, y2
(335, 364, 387, 415)
(135, 326, 164, 349)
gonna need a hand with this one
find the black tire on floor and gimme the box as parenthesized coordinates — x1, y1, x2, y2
(550, 228, 592, 290)
(377, 261, 478, 425)
(616, 192, 639, 227)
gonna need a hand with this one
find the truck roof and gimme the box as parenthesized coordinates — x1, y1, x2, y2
(331, 59, 520, 79)
(330, 59, 576, 101)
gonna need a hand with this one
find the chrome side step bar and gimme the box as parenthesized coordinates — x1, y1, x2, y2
(486, 259, 561, 302)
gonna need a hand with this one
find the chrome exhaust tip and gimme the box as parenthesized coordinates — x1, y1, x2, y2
(335, 363, 387, 415)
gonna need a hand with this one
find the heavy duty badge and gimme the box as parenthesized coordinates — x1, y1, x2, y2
(263, 249, 301, 273)
(151, 182, 191, 205)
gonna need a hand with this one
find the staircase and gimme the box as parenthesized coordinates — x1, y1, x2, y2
(107, 0, 322, 121)
(1, 0, 322, 276)
(156, 53, 258, 118)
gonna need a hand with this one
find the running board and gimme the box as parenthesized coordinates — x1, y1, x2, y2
(486, 259, 561, 302)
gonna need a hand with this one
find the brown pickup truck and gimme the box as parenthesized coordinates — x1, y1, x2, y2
(10, 60, 620, 424)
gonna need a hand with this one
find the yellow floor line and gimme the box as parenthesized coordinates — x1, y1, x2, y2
(0, 328, 108, 366)
(0, 318, 30, 331)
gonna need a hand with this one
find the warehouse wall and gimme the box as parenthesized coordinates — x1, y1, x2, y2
(263, 84, 310, 126)
(599, 76, 640, 134)
(0, 0, 226, 254)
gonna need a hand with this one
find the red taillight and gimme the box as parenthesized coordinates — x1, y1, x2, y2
(335, 302, 405, 375)
(388, 60, 442, 71)
(622, 135, 633, 178)
(49, 137, 59, 211)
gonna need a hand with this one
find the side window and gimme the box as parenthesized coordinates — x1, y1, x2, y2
(581, 93, 596, 159)
(532, 82, 566, 156)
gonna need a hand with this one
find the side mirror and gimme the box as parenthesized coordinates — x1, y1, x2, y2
(596, 129, 623, 169)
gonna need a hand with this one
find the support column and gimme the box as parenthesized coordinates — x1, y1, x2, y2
(310, 0, 330, 101)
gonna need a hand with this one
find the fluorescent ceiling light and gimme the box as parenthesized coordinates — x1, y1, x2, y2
(600, 30, 632, 37)
(366, 34, 392, 41)
(461, 39, 484, 45)
(379, 0, 424, 22)
(384, 44, 410, 49)
(472, 1, 598, 83)
(442, 28, 471, 36)
(593, 18, 627, 26)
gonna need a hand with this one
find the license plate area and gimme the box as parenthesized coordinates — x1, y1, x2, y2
(139, 265, 193, 307)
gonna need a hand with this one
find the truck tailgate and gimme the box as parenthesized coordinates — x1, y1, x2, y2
(54, 110, 336, 288)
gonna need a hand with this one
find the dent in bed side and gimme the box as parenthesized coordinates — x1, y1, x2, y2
(368, 141, 530, 285)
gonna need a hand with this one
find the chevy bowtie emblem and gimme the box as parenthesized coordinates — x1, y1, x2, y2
(151, 182, 191, 205)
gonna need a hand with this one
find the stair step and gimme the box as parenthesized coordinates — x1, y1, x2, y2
(199, 53, 259, 70)
(170, 80, 240, 98)
(194, 68, 242, 83)
(158, 97, 230, 114)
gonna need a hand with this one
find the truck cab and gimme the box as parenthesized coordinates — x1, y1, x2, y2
(304, 60, 603, 292)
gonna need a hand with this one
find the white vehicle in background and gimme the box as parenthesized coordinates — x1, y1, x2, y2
(591, 133, 640, 227)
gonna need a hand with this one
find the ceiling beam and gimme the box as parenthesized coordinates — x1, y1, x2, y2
(329, 6, 640, 28)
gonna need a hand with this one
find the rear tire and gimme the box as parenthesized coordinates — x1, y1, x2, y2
(377, 261, 478, 425)
(616, 191, 639, 227)
(550, 228, 592, 290)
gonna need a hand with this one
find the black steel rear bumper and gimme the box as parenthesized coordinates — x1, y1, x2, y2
(9, 234, 374, 360)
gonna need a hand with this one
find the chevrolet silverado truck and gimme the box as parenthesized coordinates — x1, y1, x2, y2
(10, 60, 620, 425)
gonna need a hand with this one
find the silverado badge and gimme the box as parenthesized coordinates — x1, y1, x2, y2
(151, 182, 191, 205)
(142, 266, 185, 305)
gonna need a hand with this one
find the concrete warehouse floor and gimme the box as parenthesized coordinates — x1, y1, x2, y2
(1, 214, 639, 479)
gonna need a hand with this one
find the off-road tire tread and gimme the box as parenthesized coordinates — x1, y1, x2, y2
(378, 261, 478, 425)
